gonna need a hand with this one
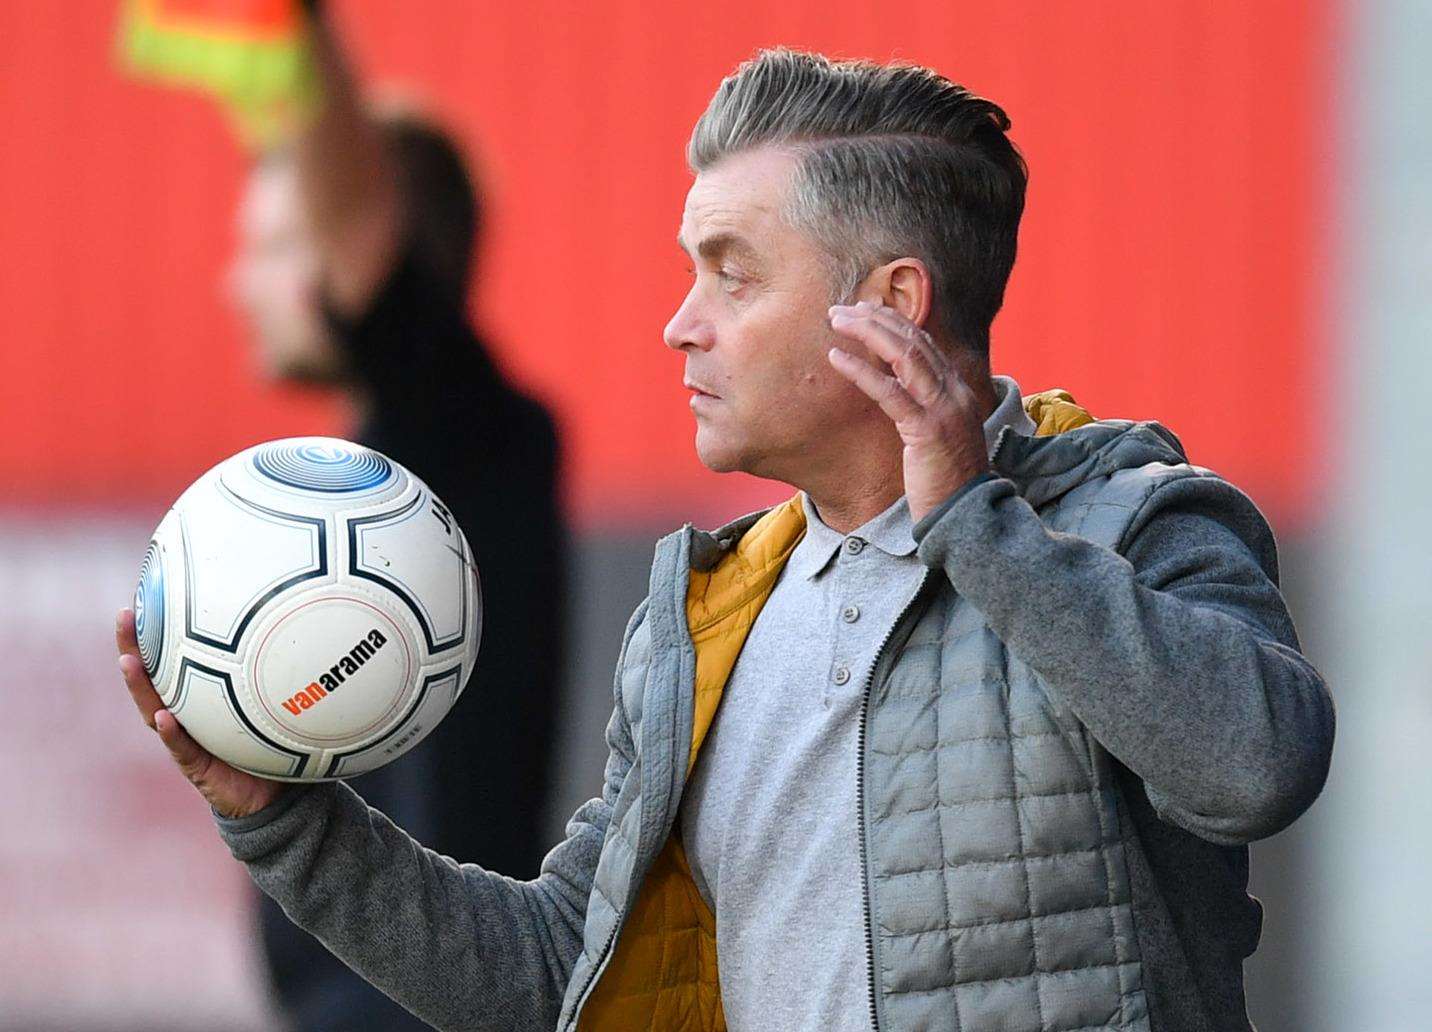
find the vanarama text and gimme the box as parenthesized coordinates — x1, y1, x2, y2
(282, 628, 388, 716)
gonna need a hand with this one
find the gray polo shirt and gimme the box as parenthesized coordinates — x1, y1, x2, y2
(679, 375, 1036, 1031)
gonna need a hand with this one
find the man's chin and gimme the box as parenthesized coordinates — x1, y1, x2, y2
(259, 362, 339, 388)
(256, 344, 345, 386)
(693, 430, 748, 475)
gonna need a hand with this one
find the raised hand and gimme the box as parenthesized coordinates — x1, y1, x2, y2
(826, 300, 991, 523)
(116, 609, 286, 819)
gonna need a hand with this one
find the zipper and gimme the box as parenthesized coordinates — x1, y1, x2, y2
(564, 529, 695, 1032)
(856, 570, 934, 1032)
(562, 923, 620, 1032)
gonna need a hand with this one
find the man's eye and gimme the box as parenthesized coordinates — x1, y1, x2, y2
(718, 269, 744, 291)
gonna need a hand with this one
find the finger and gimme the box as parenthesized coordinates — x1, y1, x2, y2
(117, 615, 164, 729)
(119, 653, 163, 729)
(828, 346, 924, 425)
(115, 607, 139, 657)
(154, 709, 213, 783)
(829, 306, 946, 409)
(865, 304, 956, 382)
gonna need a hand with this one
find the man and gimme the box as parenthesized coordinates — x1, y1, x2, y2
(224, 7, 565, 1029)
(118, 48, 1334, 1032)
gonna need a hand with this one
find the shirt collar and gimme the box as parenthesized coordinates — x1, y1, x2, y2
(786, 491, 913, 579)
(788, 375, 1035, 581)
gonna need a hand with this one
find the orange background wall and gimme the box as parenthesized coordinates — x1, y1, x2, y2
(0, 1, 1331, 529)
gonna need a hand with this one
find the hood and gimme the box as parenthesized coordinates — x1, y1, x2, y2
(993, 388, 1188, 509)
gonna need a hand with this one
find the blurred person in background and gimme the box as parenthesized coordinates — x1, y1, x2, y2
(120, 46, 1334, 1032)
(225, 3, 566, 1029)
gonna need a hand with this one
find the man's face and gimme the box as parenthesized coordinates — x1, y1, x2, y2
(665, 146, 879, 482)
(227, 161, 344, 383)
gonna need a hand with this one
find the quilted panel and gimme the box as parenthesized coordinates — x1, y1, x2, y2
(861, 462, 1200, 1031)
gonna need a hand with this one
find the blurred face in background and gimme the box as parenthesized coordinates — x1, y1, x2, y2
(228, 159, 345, 383)
(665, 145, 890, 486)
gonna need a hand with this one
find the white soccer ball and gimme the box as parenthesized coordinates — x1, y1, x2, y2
(133, 437, 481, 781)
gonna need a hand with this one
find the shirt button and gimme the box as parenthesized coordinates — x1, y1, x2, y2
(832, 665, 851, 686)
(844, 538, 865, 556)
(842, 605, 860, 623)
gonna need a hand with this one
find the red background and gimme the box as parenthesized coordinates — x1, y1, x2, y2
(0, 1, 1332, 529)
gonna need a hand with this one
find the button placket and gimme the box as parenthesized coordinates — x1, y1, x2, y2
(826, 557, 861, 703)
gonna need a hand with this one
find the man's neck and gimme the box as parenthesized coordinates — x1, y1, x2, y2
(805, 477, 906, 536)
(344, 384, 374, 431)
(801, 366, 1000, 535)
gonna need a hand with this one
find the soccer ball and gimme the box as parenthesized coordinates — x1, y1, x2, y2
(133, 437, 481, 782)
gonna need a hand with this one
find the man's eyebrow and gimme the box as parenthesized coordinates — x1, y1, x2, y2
(676, 231, 759, 265)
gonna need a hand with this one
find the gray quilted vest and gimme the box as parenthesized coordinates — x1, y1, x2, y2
(865, 419, 1206, 1031)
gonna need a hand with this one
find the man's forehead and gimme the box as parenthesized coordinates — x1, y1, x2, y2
(677, 147, 797, 251)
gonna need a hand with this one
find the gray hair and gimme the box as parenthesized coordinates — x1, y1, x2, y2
(688, 48, 1027, 354)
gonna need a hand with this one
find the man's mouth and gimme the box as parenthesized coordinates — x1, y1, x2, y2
(684, 380, 720, 399)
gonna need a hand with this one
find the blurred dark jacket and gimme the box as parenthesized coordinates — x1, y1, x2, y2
(258, 240, 566, 1032)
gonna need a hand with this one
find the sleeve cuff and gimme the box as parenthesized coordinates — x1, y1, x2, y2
(911, 471, 1002, 544)
(212, 783, 313, 837)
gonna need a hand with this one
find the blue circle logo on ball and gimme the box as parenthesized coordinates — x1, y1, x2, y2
(135, 541, 165, 677)
(252, 441, 394, 493)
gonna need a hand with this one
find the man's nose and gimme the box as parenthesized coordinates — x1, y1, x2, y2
(663, 287, 714, 352)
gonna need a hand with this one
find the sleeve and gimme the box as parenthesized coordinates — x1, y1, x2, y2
(213, 603, 650, 1032)
(913, 472, 1335, 846)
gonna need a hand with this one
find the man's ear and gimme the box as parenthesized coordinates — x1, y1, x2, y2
(859, 257, 933, 327)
